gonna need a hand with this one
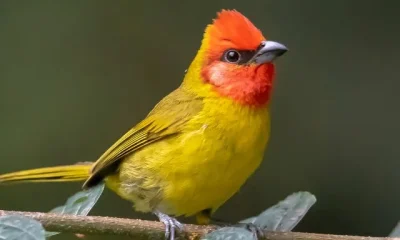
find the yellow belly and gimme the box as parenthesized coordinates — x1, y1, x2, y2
(106, 99, 270, 217)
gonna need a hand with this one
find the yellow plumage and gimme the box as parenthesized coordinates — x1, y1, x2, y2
(99, 38, 271, 218)
(105, 93, 270, 217)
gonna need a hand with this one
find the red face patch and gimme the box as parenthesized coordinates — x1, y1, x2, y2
(200, 10, 275, 107)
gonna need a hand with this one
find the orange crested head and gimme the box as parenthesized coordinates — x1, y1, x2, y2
(205, 10, 265, 60)
(191, 9, 288, 107)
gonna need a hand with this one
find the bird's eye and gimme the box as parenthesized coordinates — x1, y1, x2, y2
(224, 50, 241, 63)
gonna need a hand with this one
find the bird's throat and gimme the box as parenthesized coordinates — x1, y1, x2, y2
(201, 62, 275, 107)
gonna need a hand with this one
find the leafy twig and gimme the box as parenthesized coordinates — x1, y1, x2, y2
(0, 210, 398, 240)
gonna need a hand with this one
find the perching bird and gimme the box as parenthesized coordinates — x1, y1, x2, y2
(0, 9, 287, 240)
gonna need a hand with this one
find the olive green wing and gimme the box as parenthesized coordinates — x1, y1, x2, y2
(83, 89, 203, 188)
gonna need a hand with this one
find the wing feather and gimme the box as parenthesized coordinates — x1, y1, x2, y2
(83, 88, 203, 188)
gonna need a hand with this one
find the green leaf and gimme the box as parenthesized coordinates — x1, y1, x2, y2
(45, 183, 105, 238)
(389, 222, 400, 237)
(201, 227, 255, 240)
(49, 183, 104, 215)
(0, 215, 45, 240)
(240, 191, 316, 231)
(202, 191, 316, 240)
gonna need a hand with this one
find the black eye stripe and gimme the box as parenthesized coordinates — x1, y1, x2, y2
(220, 49, 257, 65)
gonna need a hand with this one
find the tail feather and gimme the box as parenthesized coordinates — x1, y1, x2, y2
(0, 164, 92, 184)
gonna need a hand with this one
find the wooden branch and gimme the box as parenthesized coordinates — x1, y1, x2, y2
(0, 210, 398, 240)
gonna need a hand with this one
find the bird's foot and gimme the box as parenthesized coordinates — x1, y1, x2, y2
(154, 211, 184, 240)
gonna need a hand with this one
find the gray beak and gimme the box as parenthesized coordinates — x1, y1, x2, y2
(248, 40, 288, 64)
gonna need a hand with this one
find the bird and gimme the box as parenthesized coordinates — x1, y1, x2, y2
(0, 9, 287, 240)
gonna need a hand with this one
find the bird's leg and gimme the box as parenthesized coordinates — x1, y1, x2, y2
(154, 211, 184, 240)
(196, 209, 213, 225)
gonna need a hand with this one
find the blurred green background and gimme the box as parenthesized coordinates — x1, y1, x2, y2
(1, 1, 399, 239)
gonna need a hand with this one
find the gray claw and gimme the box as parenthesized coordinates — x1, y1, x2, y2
(154, 211, 184, 240)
